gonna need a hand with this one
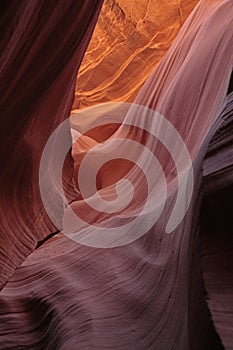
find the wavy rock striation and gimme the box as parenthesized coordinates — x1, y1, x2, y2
(73, 0, 199, 110)
(201, 92, 233, 349)
(0, 0, 104, 288)
(0, 1, 233, 349)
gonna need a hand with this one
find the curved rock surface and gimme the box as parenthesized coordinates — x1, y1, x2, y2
(0, 0, 104, 289)
(73, 0, 199, 110)
(201, 92, 233, 349)
(0, 1, 233, 349)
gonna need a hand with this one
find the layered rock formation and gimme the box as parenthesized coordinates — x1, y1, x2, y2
(73, 0, 199, 110)
(0, 0, 104, 289)
(201, 93, 233, 349)
(0, 1, 233, 349)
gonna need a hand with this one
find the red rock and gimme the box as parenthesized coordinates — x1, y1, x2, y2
(0, 1, 232, 349)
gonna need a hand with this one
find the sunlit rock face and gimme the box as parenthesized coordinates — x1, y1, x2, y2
(73, 0, 199, 110)
(1, 1, 233, 349)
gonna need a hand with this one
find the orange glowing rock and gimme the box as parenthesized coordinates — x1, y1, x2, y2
(73, 0, 199, 110)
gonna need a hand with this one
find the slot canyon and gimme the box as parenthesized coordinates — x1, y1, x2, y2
(0, 1, 232, 349)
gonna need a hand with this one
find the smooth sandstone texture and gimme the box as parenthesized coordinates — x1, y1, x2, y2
(73, 0, 199, 110)
(0, 0, 104, 288)
(0, 1, 233, 349)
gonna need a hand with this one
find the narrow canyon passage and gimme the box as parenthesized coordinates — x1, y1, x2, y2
(0, 1, 233, 349)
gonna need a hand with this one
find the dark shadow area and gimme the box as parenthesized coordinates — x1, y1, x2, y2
(227, 70, 233, 95)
